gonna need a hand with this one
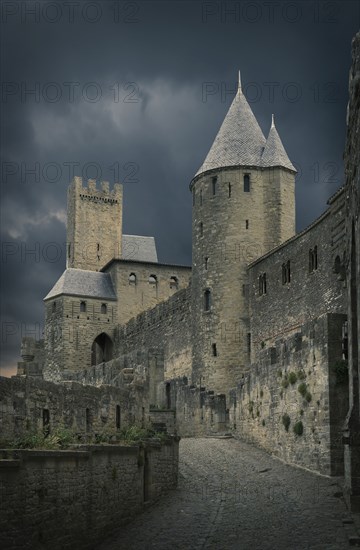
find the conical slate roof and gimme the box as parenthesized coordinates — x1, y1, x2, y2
(193, 74, 296, 179)
(261, 115, 296, 172)
(194, 77, 266, 178)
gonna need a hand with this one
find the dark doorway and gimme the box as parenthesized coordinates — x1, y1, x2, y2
(91, 333, 113, 365)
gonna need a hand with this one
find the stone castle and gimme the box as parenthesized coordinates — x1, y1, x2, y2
(2, 32, 359, 512)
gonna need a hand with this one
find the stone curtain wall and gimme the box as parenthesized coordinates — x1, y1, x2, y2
(228, 313, 348, 476)
(0, 439, 179, 550)
(248, 189, 347, 361)
(0, 376, 148, 442)
(117, 286, 193, 381)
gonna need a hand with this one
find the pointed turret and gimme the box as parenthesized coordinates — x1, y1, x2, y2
(261, 114, 296, 172)
(194, 74, 266, 178)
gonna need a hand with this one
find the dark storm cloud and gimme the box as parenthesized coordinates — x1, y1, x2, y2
(1, 0, 359, 374)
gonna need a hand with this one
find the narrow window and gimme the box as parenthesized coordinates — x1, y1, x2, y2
(247, 333, 251, 354)
(245, 219, 249, 229)
(282, 262, 290, 284)
(148, 274, 157, 285)
(228, 183, 231, 198)
(42, 409, 50, 435)
(342, 321, 348, 361)
(97, 243, 100, 251)
(52, 301, 56, 312)
(212, 343, 217, 357)
(200, 189, 203, 206)
(199, 222, 203, 237)
(244, 174, 250, 192)
(204, 289, 211, 311)
(170, 276, 178, 289)
(80, 301, 86, 312)
(67, 243, 71, 258)
(242, 284, 246, 297)
(205, 257, 209, 270)
(116, 405, 121, 429)
(286, 260, 291, 283)
(129, 272, 136, 285)
(101, 303, 107, 314)
(263, 273, 267, 294)
(259, 274, 267, 296)
(309, 249, 313, 272)
(212, 176, 217, 195)
(85, 408, 92, 432)
(192, 188, 195, 206)
(313, 246, 318, 270)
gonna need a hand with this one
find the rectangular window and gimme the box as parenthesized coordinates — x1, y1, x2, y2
(116, 405, 121, 429)
(212, 176, 217, 195)
(245, 219, 249, 229)
(43, 409, 50, 435)
(228, 183, 231, 198)
(247, 333, 251, 354)
(204, 289, 211, 311)
(244, 174, 250, 192)
(205, 257, 208, 270)
(212, 343, 217, 357)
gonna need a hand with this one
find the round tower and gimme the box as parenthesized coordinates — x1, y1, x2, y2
(190, 73, 297, 393)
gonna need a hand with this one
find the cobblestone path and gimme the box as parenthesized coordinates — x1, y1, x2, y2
(99, 438, 351, 550)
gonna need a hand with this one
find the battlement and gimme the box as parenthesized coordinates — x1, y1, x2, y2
(71, 176, 122, 200)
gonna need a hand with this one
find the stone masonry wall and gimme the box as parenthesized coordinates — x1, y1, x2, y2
(228, 313, 348, 476)
(105, 260, 191, 326)
(43, 295, 118, 380)
(67, 176, 123, 271)
(248, 189, 347, 361)
(0, 439, 179, 550)
(0, 375, 148, 442)
(117, 286, 192, 381)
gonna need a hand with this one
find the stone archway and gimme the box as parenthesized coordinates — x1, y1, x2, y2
(91, 333, 113, 366)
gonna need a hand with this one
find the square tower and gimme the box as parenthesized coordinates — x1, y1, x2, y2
(67, 176, 123, 271)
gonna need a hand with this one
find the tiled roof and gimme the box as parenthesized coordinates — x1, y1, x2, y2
(261, 116, 296, 172)
(194, 85, 266, 178)
(193, 81, 296, 179)
(122, 235, 158, 263)
(44, 269, 117, 301)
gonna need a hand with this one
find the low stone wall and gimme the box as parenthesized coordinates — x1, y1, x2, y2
(0, 439, 179, 550)
(0, 375, 148, 442)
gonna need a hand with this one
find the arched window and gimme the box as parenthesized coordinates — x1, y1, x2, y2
(148, 274, 157, 285)
(259, 273, 267, 296)
(129, 272, 136, 285)
(80, 301, 86, 312)
(170, 276, 178, 289)
(244, 174, 250, 192)
(309, 246, 318, 272)
(91, 332, 113, 366)
(282, 262, 291, 284)
(101, 303, 107, 314)
(204, 289, 211, 311)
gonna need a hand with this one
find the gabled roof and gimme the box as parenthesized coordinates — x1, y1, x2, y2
(260, 115, 296, 172)
(194, 75, 266, 179)
(122, 235, 158, 263)
(44, 269, 117, 301)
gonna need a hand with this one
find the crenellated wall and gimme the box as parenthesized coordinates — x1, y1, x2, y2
(67, 176, 123, 271)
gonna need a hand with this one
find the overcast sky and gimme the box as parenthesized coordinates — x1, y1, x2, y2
(1, 0, 359, 376)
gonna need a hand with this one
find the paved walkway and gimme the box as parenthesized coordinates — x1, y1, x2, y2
(99, 438, 352, 549)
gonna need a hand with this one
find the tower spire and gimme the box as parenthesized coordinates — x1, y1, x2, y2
(271, 113, 275, 128)
(238, 69, 242, 93)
